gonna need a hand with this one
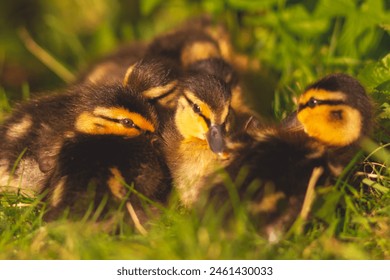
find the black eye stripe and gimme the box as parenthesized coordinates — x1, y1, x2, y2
(298, 98, 345, 111)
(95, 114, 140, 130)
(95, 114, 116, 122)
(183, 94, 196, 108)
(183, 94, 211, 127)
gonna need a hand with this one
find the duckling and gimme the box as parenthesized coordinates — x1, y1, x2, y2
(202, 73, 373, 235)
(160, 71, 234, 206)
(0, 82, 171, 223)
(291, 73, 372, 174)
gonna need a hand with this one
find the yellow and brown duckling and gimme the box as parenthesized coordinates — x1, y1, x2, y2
(289, 72, 373, 174)
(203, 73, 373, 235)
(42, 85, 172, 222)
(160, 71, 234, 206)
(0, 75, 171, 224)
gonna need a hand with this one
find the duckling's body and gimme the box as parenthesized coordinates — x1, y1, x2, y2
(0, 82, 171, 221)
(43, 126, 170, 221)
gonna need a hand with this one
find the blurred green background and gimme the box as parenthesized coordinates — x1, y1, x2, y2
(1, 0, 389, 121)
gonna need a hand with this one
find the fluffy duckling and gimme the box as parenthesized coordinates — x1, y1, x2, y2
(203, 73, 373, 235)
(161, 71, 234, 206)
(0, 79, 171, 223)
(290, 73, 372, 174)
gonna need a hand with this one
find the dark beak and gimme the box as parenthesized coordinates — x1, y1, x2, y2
(206, 124, 226, 154)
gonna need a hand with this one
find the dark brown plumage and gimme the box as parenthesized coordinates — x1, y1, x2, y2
(0, 64, 172, 224)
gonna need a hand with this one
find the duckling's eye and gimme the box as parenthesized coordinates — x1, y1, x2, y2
(192, 103, 201, 114)
(119, 118, 135, 128)
(307, 97, 318, 108)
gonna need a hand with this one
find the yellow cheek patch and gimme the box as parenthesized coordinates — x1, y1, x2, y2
(75, 112, 142, 138)
(298, 105, 362, 146)
(75, 107, 154, 137)
(299, 89, 347, 106)
(183, 91, 231, 125)
(107, 167, 126, 200)
(175, 98, 208, 140)
(181, 41, 221, 67)
(94, 107, 155, 133)
(184, 91, 212, 120)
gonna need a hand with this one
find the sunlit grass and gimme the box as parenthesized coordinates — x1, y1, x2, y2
(0, 140, 389, 260)
(0, 0, 389, 260)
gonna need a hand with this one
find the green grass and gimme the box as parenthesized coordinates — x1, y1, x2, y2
(0, 0, 390, 259)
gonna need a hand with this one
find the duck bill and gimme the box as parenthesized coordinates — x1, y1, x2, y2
(206, 124, 226, 154)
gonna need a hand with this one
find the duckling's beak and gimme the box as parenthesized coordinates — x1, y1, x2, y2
(280, 111, 304, 132)
(206, 124, 226, 154)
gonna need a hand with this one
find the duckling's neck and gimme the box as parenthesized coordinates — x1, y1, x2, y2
(171, 137, 228, 207)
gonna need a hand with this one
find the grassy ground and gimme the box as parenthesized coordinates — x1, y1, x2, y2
(0, 0, 389, 259)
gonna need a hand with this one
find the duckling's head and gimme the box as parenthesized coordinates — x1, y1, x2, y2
(175, 72, 232, 154)
(147, 25, 221, 68)
(187, 58, 239, 89)
(297, 73, 372, 147)
(75, 84, 158, 138)
(122, 58, 180, 109)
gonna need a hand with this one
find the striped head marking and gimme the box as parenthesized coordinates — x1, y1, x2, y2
(297, 88, 362, 147)
(175, 84, 231, 154)
(75, 107, 155, 138)
(123, 58, 179, 104)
